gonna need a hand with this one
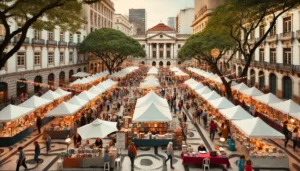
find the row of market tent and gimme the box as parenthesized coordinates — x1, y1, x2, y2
(109, 66, 139, 78)
(170, 67, 189, 77)
(70, 71, 110, 85)
(139, 75, 160, 89)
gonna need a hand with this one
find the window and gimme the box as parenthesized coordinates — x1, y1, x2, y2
(33, 29, 40, 39)
(259, 25, 265, 38)
(160, 35, 163, 38)
(48, 31, 54, 40)
(167, 44, 171, 48)
(167, 51, 171, 57)
(77, 34, 81, 43)
(59, 52, 64, 63)
(283, 48, 292, 65)
(259, 49, 264, 62)
(17, 52, 25, 66)
(250, 31, 255, 39)
(94, 13, 97, 26)
(69, 52, 73, 62)
(48, 52, 54, 64)
(153, 51, 156, 58)
(270, 23, 276, 36)
(34, 52, 41, 65)
(270, 49, 276, 63)
(69, 34, 73, 43)
(159, 44, 163, 48)
(60, 32, 64, 41)
(283, 17, 292, 33)
(90, 11, 93, 25)
(178, 44, 181, 49)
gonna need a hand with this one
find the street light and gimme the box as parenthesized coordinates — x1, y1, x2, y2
(65, 137, 71, 157)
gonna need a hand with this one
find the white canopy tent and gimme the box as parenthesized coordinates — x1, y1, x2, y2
(208, 97, 235, 109)
(231, 81, 238, 86)
(68, 96, 89, 107)
(0, 105, 35, 122)
(136, 91, 169, 108)
(184, 78, 198, 85)
(202, 91, 222, 101)
(54, 88, 72, 98)
(252, 93, 282, 105)
(219, 106, 254, 120)
(175, 71, 189, 76)
(232, 118, 285, 139)
(145, 75, 158, 81)
(170, 67, 180, 72)
(133, 103, 172, 122)
(231, 82, 249, 91)
(147, 67, 158, 75)
(40, 90, 61, 100)
(104, 79, 118, 86)
(77, 119, 118, 139)
(78, 91, 98, 101)
(45, 102, 82, 117)
(190, 83, 204, 90)
(19, 95, 52, 108)
(195, 86, 212, 96)
(240, 87, 264, 97)
(269, 100, 300, 115)
(72, 72, 90, 77)
(88, 86, 105, 95)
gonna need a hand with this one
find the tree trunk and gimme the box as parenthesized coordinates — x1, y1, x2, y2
(223, 81, 233, 102)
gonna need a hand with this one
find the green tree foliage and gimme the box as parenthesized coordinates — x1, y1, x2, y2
(0, 0, 102, 68)
(80, 28, 146, 74)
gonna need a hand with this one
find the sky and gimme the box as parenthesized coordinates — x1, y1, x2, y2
(112, 0, 194, 29)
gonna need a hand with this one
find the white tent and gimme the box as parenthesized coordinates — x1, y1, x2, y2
(89, 86, 105, 95)
(45, 102, 82, 117)
(72, 72, 90, 77)
(190, 83, 204, 90)
(201, 91, 222, 101)
(96, 83, 108, 91)
(40, 90, 61, 100)
(147, 67, 158, 75)
(231, 81, 238, 86)
(19, 95, 52, 108)
(77, 119, 118, 139)
(68, 96, 89, 107)
(170, 67, 180, 72)
(70, 79, 85, 85)
(231, 82, 249, 91)
(253, 93, 282, 105)
(78, 91, 98, 101)
(140, 79, 160, 89)
(133, 103, 172, 122)
(219, 106, 254, 120)
(269, 100, 300, 115)
(104, 79, 117, 86)
(175, 71, 189, 76)
(208, 97, 235, 109)
(145, 75, 158, 81)
(195, 86, 212, 96)
(136, 91, 169, 108)
(54, 88, 72, 98)
(232, 118, 285, 139)
(240, 87, 264, 97)
(0, 105, 35, 122)
(184, 78, 198, 85)
(100, 81, 114, 90)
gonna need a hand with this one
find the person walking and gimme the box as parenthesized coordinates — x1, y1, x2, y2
(105, 99, 110, 112)
(196, 107, 202, 125)
(283, 123, 289, 147)
(36, 115, 42, 134)
(128, 142, 137, 171)
(209, 120, 217, 141)
(34, 141, 42, 165)
(16, 147, 27, 171)
(237, 155, 245, 171)
(202, 110, 208, 128)
(80, 113, 87, 126)
(45, 135, 51, 154)
(165, 142, 174, 169)
(292, 128, 298, 151)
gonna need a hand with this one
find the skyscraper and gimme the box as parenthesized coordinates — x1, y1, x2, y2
(167, 17, 176, 30)
(129, 9, 147, 34)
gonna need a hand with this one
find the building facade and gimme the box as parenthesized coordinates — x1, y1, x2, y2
(233, 8, 300, 103)
(129, 9, 147, 35)
(0, 20, 88, 103)
(131, 23, 190, 67)
(192, 0, 228, 34)
(176, 8, 194, 34)
(114, 14, 131, 36)
(167, 17, 176, 30)
(130, 23, 138, 36)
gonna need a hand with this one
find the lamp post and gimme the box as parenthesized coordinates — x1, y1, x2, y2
(65, 137, 71, 157)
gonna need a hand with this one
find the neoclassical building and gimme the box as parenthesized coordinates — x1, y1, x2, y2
(131, 23, 190, 67)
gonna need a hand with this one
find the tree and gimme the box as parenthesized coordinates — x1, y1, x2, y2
(79, 28, 146, 74)
(0, 0, 102, 68)
(179, 29, 237, 100)
(208, 0, 300, 82)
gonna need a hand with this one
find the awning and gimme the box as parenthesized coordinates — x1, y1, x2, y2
(0, 105, 35, 122)
(45, 102, 82, 117)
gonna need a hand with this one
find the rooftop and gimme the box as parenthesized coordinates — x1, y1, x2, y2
(147, 23, 174, 32)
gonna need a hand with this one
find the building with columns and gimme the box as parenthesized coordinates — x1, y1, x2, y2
(131, 23, 190, 67)
(114, 14, 131, 36)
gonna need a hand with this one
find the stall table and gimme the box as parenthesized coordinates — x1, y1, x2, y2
(44, 129, 74, 139)
(133, 139, 175, 154)
(181, 152, 230, 169)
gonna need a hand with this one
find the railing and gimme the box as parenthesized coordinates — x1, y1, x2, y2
(14, 37, 30, 44)
(32, 38, 45, 45)
(280, 32, 293, 39)
(47, 40, 57, 46)
(58, 41, 67, 46)
(296, 30, 300, 39)
(248, 38, 256, 44)
(266, 34, 278, 42)
(68, 42, 76, 47)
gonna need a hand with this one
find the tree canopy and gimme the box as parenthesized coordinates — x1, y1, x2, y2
(0, 0, 102, 68)
(80, 28, 146, 73)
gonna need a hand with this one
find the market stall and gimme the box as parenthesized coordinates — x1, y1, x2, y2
(0, 105, 35, 146)
(54, 88, 72, 101)
(232, 118, 288, 169)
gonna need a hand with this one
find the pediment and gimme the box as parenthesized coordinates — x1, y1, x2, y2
(147, 32, 176, 41)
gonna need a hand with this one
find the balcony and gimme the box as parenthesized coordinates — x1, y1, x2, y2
(14, 37, 30, 45)
(32, 38, 45, 45)
(248, 38, 256, 44)
(68, 42, 76, 47)
(296, 30, 300, 42)
(266, 34, 278, 44)
(47, 40, 57, 46)
(279, 32, 293, 43)
(58, 41, 67, 47)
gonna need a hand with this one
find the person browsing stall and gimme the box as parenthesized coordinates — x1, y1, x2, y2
(198, 143, 207, 152)
(73, 133, 82, 148)
(94, 138, 103, 148)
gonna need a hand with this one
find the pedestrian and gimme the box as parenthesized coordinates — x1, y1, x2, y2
(178, 101, 182, 113)
(283, 123, 289, 147)
(209, 120, 217, 141)
(245, 159, 252, 171)
(202, 110, 208, 128)
(292, 128, 298, 151)
(196, 108, 202, 125)
(128, 142, 137, 171)
(164, 142, 174, 169)
(237, 155, 245, 171)
(80, 113, 86, 126)
(105, 99, 110, 112)
(16, 147, 27, 171)
(172, 100, 176, 114)
(74, 133, 82, 148)
(34, 141, 42, 165)
(249, 103, 256, 116)
(36, 114, 42, 134)
(45, 134, 51, 154)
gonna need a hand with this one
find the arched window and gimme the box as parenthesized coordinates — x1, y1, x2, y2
(48, 73, 55, 86)
(283, 76, 292, 100)
(238, 67, 242, 76)
(34, 76, 42, 93)
(269, 73, 277, 95)
(259, 71, 265, 89)
(152, 61, 156, 66)
(77, 68, 81, 72)
(59, 71, 65, 87)
(141, 61, 145, 65)
(17, 78, 27, 96)
(178, 61, 182, 65)
(0, 82, 8, 103)
(69, 70, 74, 82)
(90, 64, 94, 74)
(166, 61, 171, 67)
(83, 67, 87, 72)
(159, 61, 163, 67)
(250, 69, 255, 86)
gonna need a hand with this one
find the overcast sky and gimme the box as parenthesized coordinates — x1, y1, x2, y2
(112, 0, 194, 29)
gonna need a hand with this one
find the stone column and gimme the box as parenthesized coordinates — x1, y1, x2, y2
(149, 43, 152, 59)
(163, 43, 167, 59)
(156, 43, 159, 59)
(171, 43, 174, 59)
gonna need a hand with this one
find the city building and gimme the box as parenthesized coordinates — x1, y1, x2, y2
(114, 14, 131, 35)
(130, 23, 138, 36)
(176, 8, 194, 34)
(192, 0, 228, 34)
(129, 9, 147, 35)
(131, 23, 190, 67)
(167, 17, 176, 30)
(82, 0, 115, 74)
(0, 21, 88, 103)
(233, 8, 300, 103)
